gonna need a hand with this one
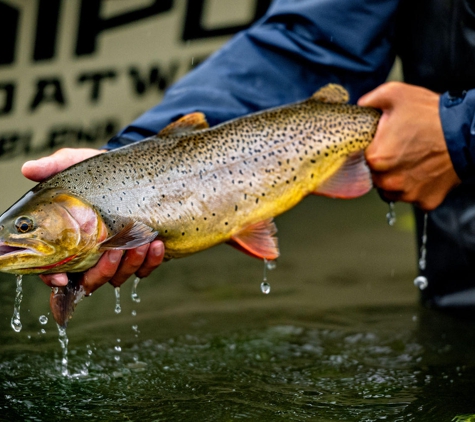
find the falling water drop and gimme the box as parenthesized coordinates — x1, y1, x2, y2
(418, 213, 428, 271)
(413, 213, 429, 290)
(414, 276, 428, 290)
(114, 286, 121, 314)
(260, 282, 271, 294)
(114, 338, 121, 362)
(131, 277, 141, 303)
(11, 275, 23, 332)
(386, 202, 396, 226)
(260, 259, 271, 294)
(57, 324, 69, 377)
(266, 260, 277, 271)
(39, 315, 48, 325)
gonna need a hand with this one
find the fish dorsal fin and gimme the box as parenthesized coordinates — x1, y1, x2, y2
(158, 112, 209, 137)
(313, 151, 373, 199)
(99, 221, 158, 250)
(227, 218, 279, 260)
(311, 83, 349, 104)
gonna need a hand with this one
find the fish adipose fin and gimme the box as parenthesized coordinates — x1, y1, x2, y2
(99, 221, 158, 250)
(227, 218, 279, 260)
(158, 112, 209, 136)
(312, 84, 349, 104)
(314, 151, 373, 199)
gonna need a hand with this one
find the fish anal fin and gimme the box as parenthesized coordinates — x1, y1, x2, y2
(158, 112, 209, 136)
(312, 83, 349, 104)
(313, 151, 373, 199)
(227, 218, 279, 260)
(99, 221, 158, 251)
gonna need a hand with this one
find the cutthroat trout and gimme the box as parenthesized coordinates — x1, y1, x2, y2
(0, 84, 380, 326)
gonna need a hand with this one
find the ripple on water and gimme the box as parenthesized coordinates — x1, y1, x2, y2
(1, 307, 475, 420)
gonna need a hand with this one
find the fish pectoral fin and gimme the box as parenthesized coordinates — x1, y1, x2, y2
(98, 221, 158, 251)
(227, 218, 279, 260)
(313, 151, 373, 199)
(158, 112, 209, 137)
(311, 83, 349, 104)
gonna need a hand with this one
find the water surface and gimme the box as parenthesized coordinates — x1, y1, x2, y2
(1, 193, 474, 421)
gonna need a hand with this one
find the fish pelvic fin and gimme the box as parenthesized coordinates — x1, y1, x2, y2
(227, 218, 279, 260)
(50, 274, 86, 329)
(99, 221, 158, 251)
(314, 151, 373, 199)
(312, 83, 349, 104)
(158, 112, 209, 137)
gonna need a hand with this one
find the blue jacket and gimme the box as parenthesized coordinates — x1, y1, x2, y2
(106, 0, 475, 184)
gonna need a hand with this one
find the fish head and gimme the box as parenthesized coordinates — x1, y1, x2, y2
(0, 189, 106, 274)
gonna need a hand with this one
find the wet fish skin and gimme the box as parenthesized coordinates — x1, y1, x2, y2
(0, 83, 380, 272)
(0, 84, 380, 326)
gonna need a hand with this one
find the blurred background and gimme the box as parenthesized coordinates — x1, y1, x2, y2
(6, 2, 471, 421)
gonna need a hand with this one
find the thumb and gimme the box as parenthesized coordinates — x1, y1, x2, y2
(22, 148, 104, 182)
(357, 82, 400, 110)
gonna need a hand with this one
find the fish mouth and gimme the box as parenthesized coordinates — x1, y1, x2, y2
(0, 244, 30, 257)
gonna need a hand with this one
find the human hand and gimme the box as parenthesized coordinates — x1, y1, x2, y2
(358, 82, 461, 211)
(22, 148, 165, 294)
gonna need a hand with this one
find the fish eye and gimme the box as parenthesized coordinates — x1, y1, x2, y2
(14, 217, 34, 233)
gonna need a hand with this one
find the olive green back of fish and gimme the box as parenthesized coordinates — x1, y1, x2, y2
(37, 85, 380, 259)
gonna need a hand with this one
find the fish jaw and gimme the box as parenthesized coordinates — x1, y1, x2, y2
(0, 188, 106, 275)
(0, 238, 57, 274)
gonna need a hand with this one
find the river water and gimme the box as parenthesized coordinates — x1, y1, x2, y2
(1, 193, 474, 421)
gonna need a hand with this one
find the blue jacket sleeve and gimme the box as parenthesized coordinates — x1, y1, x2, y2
(440, 90, 475, 183)
(106, 0, 399, 149)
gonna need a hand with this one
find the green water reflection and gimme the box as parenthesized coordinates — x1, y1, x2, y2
(1, 193, 474, 421)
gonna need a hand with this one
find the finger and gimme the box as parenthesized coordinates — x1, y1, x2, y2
(39, 273, 69, 287)
(109, 245, 150, 287)
(357, 82, 400, 110)
(136, 240, 165, 279)
(22, 148, 104, 182)
(81, 249, 124, 294)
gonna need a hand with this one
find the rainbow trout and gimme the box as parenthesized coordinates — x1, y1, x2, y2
(0, 84, 380, 326)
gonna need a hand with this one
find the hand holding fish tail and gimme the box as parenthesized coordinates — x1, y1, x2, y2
(22, 147, 166, 294)
(358, 81, 461, 211)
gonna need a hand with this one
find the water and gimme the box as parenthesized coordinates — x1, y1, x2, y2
(1, 305, 475, 421)
(57, 324, 69, 377)
(10, 275, 23, 333)
(418, 213, 428, 271)
(39, 315, 48, 325)
(114, 286, 121, 314)
(260, 259, 276, 294)
(413, 213, 429, 291)
(386, 201, 396, 226)
(1, 193, 473, 420)
(131, 277, 141, 303)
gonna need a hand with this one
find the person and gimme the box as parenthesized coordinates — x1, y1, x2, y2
(22, 0, 475, 308)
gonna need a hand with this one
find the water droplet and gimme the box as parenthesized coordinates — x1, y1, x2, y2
(131, 310, 137, 317)
(386, 202, 396, 226)
(414, 276, 428, 290)
(114, 345, 122, 352)
(266, 260, 277, 270)
(39, 315, 48, 325)
(261, 259, 272, 294)
(40, 328, 46, 334)
(11, 275, 23, 333)
(114, 286, 121, 314)
(57, 324, 69, 377)
(418, 213, 428, 271)
(132, 324, 140, 333)
(261, 281, 271, 294)
(131, 277, 141, 303)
